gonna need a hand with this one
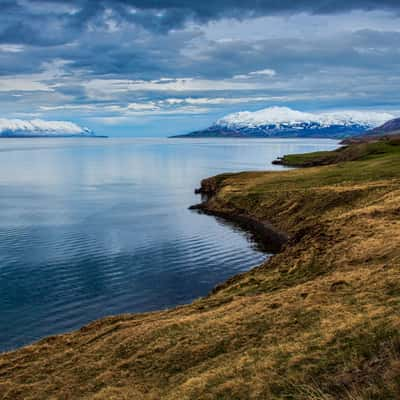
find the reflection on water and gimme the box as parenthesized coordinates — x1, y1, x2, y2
(0, 137, 338, 351)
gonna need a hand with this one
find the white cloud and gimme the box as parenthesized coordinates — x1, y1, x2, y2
(84, 77, 263, 98)
(0, 78, 53, 92)
(0, 45, 25, 53)
(162, 96, 271, 105)
(39, 104, 97, 111)
(111, 105, 209, 116)
(249, 69, 276, 77)
(233, 69, 276, 80)
(126, 102, 159, 111)
(90, 106, 210, 123)
(0, 118, 90, 135)
(0, 59, 72, 92)
(201, 11, 400, 43)
(51, 97, 273, 118)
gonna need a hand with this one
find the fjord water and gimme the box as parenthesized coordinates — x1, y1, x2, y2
(0, 138, 338, 351)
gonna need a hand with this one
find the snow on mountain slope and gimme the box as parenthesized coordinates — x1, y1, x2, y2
(174, 107, 396, 138)
(0, 119, 94, 137)
(217, 107, 394, 129)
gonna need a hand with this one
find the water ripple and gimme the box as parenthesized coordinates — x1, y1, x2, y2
(0, 138, 338, 352)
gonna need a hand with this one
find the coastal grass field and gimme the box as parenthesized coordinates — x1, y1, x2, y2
(274, 135, 400, 168)
(1, 137, 400, 399)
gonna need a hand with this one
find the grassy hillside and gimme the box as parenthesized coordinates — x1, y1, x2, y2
(274, 135, 400, 167)
(1, 138, 400, 399)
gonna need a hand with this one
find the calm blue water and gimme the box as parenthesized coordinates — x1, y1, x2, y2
(0, 138, 338, 352)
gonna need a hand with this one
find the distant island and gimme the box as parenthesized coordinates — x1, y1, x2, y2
(0, 118, 106, 138)
(171, 106, 396, 139)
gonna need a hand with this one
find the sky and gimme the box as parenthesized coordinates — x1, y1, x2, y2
(1, 0, 400, 136)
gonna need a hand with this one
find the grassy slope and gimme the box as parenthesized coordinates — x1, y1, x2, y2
(1, 140, 400, 399)
(275, 135, 400, 167)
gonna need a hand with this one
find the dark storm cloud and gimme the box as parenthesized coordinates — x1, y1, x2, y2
(107, 0, 400, 21)
(1, 0, 399, 77)
(1, 0, 400, 46)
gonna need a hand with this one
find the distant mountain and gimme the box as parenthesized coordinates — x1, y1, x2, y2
(172, 107, 395, 139)
(0, 119, 105, 138)
(340, 116, 400, 144)
(367, 117, 400, 136)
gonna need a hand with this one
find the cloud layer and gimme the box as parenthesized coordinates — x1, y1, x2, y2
(2, 1, 400, 43)
(0, 1, 400, 135)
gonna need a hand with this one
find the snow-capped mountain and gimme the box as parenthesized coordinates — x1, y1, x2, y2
(0, 119, 99, 137)
(174, 107, 395, 139)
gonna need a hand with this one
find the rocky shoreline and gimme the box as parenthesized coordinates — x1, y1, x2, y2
(190, 181, 288, 253)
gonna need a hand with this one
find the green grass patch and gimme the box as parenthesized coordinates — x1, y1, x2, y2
(276, 137, 400, 168)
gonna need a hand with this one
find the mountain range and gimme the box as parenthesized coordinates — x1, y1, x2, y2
(172, 107, 397, 139)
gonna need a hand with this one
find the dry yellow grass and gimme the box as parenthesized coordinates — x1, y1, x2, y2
(1, 141, 400, 399)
